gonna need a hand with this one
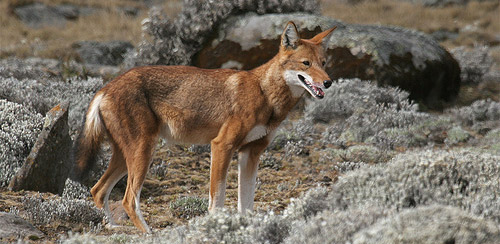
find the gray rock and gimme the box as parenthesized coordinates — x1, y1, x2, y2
(9, 102, 73, 194)
(430, 29, 459, 42)
(119, 6, 140, 16)
(193, 13, 460, 108)
(14, 3, 79, 28)
(73, 40, 134, 66)
(0, 212, 44, 241)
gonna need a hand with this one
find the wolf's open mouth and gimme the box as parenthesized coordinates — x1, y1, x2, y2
(298, 74, 324, 99)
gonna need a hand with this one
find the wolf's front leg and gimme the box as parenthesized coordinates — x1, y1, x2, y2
(237, 138, 269, 212)
(208, 120, 243, 211)
(208, 146, 232, 211)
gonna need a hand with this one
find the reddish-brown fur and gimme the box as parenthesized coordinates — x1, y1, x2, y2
(73, 21, 336, 233)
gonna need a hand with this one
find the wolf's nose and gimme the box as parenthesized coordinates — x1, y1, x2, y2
(323, 80, 332, 88)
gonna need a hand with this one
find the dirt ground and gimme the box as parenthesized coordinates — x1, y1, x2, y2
(0, 123, 340, 240)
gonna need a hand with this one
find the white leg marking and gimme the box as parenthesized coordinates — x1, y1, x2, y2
(134, 186, 151, 233)
(238, 150, 258, 212)
(209, 181, 227, 211)
(103, 172, 127, 226)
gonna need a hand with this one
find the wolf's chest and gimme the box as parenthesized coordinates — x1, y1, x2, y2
(243, 125, 269, 144)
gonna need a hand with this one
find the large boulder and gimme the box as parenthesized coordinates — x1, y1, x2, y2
(9, 102, 73, 194)
(193, 13, 461, 108)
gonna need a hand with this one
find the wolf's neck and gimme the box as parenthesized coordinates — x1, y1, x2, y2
(251, 58, 302, 122)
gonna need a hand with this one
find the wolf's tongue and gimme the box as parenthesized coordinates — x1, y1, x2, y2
(312, 85, 324, 98)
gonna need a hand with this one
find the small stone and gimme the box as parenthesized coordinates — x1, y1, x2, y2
(9, 102, 73, 194)
(0, 212, 44, 241)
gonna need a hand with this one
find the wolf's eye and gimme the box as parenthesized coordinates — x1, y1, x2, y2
(302, 61, 310, 66)
(322, 61, 326, 66)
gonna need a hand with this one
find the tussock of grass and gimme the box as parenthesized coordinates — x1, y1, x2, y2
(169, 196, 208, 219)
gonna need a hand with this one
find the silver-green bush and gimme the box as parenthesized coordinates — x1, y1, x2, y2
(170, 196, 208, 219)
(20, 194, 104, 226)
(318, 145, 395, 165)
(0, 57, 59, 81)
(366, 116, 453, 149)
(0, 76, 102, 137)
(451, 46, 493, 84)
(447, 99, 500, 128)
(305, 79, 416, 123)
(353, 205, 500, 244)
(59, 148, 500, 243)
(285, 207, 390, 244)
(327, 149, 500, 223)
(314, 79, 429, 147)
(0, 99, 43, 187)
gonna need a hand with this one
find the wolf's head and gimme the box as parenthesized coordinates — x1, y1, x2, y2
(279, 21, 336, 99)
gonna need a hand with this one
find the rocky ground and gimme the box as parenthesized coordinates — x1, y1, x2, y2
(0, 0, 499, 243)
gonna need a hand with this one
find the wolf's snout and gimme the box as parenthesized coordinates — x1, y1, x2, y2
(323, 80, 332, 88)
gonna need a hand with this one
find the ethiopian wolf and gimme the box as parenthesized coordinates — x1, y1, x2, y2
(72, 21, 336, 233)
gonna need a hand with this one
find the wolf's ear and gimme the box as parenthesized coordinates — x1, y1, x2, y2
(309, 26, 337, 46)
(281, 21, 300, 49)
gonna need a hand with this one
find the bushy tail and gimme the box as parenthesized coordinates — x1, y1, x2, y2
(70, 92, 105, 183)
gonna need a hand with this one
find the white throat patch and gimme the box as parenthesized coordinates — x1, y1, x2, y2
(284, 70, 309, 98)
(243, 125, 268, 143)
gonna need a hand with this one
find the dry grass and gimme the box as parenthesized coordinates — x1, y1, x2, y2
(0, 0, 182, 59)
(321, 0, 500, 49)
